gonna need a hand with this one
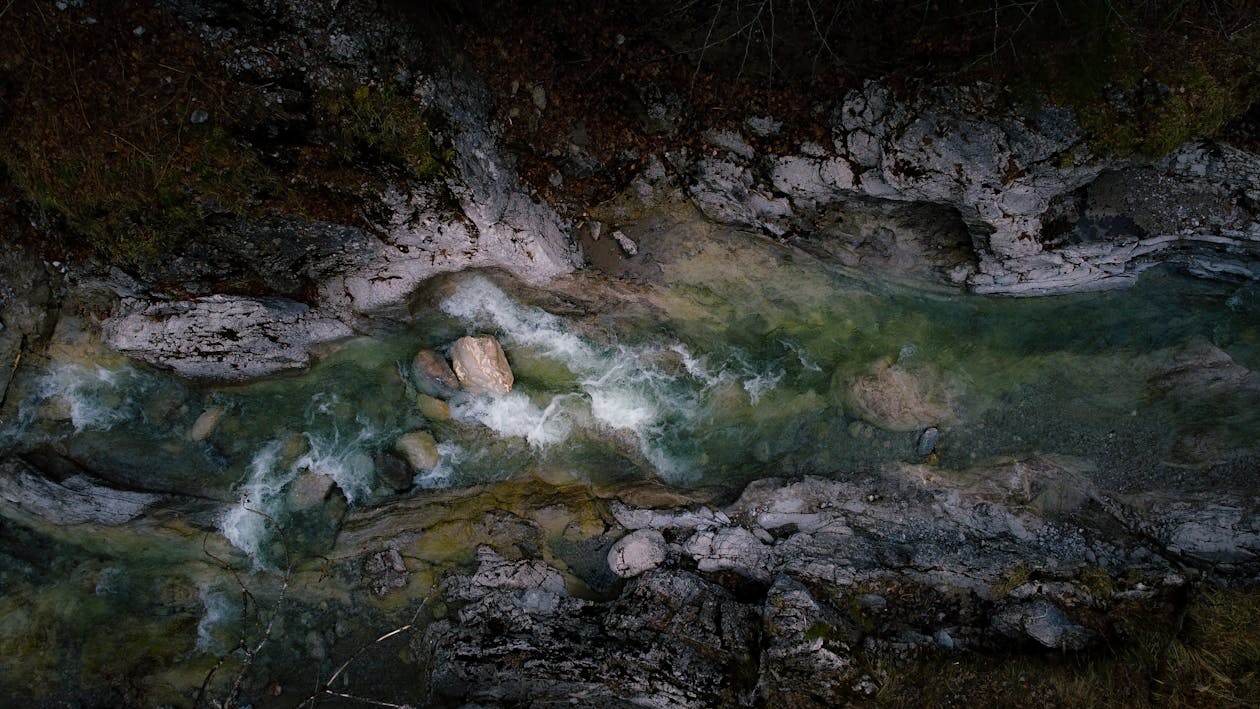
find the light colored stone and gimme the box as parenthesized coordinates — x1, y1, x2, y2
(395, 430, 440, 472)
(450, 335, 513, 395)
(188, 406, 225, 442)
(608, 529, 668, 578)
(102, 295, 352, 381)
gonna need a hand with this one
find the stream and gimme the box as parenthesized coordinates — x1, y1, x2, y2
(1, 219, 1258, 704)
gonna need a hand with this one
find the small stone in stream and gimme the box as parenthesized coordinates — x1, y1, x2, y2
(607, 529, 667, 578)
(395, 430, 440, 472)
(411, 349, 461, 398)
(375, 450, 415, 491)
(416, 393, 451, 421)
(917, 427, 939, 457)
(449, 335, 513, 395)
(188, 406, 225, 442)
(288, 469, 336, 510)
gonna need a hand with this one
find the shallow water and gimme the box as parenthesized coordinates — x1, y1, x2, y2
(2, 226, 1259, 703)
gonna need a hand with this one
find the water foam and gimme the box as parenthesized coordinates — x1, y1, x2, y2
(221, 394, 386, 564)
(23, 363, 141, 433)
(439, 276, 782, 480)
(195, 582, 237, 653)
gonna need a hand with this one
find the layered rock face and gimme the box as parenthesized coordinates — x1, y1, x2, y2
(684, 82, 1260, 294)
(408, 456, 1259, 706)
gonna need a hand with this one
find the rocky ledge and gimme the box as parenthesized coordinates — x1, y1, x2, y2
(677, 82, 1260, 295)
(384, 454, 1259, 706)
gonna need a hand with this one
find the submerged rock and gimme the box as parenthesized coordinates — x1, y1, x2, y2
(838, 359, 957, 431)
(286, 469, 337, 510)
(416, 393, 451, 421)
(449, 335, 513, 395)
(188, 406, 225, 442)
(411, 349, 461, 399)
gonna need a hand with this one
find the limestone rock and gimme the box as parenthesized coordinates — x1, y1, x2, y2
(394, 431, 439, 472)
(102, 295, 352, 381)
(608, 529, 667, 578)
(411, 349, 460, 399)
(839, 359, 957, 431)
(449, 335, 513, 395)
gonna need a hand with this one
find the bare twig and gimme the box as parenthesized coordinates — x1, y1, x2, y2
(195, 507, 294, 709)
(298, 599, 431, 709)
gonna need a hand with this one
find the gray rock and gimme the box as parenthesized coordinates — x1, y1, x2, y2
(608, 528, 667, 578)
(916, 427, 939, 457)
(102, 295, 352, 381)
(996, 599, 1096, 650)
(0, 460, 162, 526)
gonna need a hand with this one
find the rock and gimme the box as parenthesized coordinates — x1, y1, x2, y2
(411, 349, 461, 398)
(611, 230, 638, 256)
(417, 563, 760, 708)
(996, 599, 1095, 650)
(916, 427, 939, 457)
(674, 80, 1260, 295)
(287, 469, 337, 510)
(607, 529, 667, 578)
(416, 393, 451, 421)
(682, 526, 774, 581)
(363, 548, 409, 596)
(188, 406, 225, 442)
(0, 460, 164, 526)
(373, 450, 415, 492)
(102, 295, 352, 381)
(394, 431, 439, 473)
(449, 335, 513, 395)
(838, 359, 957, 431)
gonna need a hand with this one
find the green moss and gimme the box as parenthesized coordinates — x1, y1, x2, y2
(319, 84, 445, 179)
(991, 563, 1033, 597)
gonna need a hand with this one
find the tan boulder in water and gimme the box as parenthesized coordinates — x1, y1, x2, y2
(395, 430, 440, 472)
(838, 358, 957, 432)
(450, 335, 513, 395)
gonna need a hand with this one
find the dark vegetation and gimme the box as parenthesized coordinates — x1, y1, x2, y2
(873, 584, 1260, 707)
(0, 0, 443, 272)
(457, 0, 1260, 203)
(1, 0, 1257, 271)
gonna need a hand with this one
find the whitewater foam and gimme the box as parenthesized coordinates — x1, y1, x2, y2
(438, 276, 783, 479)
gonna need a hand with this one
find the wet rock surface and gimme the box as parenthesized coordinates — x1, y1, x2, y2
(449, 334, 514, 395)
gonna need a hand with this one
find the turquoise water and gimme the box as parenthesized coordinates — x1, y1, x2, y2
(1, 230, 1258, 703)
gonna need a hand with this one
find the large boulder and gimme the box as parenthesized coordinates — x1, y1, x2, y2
(449, 335, 513, 395)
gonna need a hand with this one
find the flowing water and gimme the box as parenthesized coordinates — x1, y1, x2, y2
(2, 222, 1258, 703)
